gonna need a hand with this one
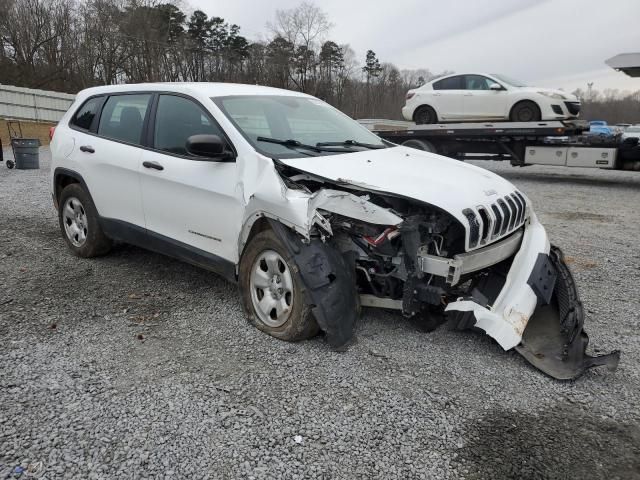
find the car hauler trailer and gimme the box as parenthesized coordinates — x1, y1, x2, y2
(361, 119, 640, 171)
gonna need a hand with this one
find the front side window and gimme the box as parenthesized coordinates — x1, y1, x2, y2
(213, 95, 386, 159)
(153, 95, 224, 155)
(98, 94, 151, 145)
(433, 76, 464, 90)
(71, 97, 102, 130)
(464, 75, 493, 90)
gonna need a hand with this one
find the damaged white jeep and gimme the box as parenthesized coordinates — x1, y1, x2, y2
(51, 83, 619, 379)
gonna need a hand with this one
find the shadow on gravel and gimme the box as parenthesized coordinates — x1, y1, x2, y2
(458, 403, 640, 480)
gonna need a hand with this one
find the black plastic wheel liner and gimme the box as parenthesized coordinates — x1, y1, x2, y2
(515, 245, 620, 380)
(268, 220, 358, 350)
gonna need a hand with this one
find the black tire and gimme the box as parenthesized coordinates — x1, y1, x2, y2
(239, 229, 320, 342)
(6, 159, 15, 169)
(402, 139, 437, 153)
(509, 101, 541, 122)
(58, 183, 112, 257)
(413, 105, 437, 125)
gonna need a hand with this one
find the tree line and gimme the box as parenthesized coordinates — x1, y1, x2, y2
(0, 0, 446, 119)
(1, 0, 639, 122)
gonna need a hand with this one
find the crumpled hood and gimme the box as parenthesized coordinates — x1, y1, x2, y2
(279, 146, 521, 225)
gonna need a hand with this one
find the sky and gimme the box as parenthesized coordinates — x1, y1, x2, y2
(192, 0, 640, 93)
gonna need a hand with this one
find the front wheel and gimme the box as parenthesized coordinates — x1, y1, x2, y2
(509, 101, 541, 122)
(239, 229, 319, 342)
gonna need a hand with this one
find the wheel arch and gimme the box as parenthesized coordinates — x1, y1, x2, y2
(509, 99, 542, 120)
(413, 104, 438, 123)
(237, 213, 310, 266)
(53, 168, 90, 210)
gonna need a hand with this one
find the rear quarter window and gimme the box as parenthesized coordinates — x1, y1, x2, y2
(433, 76, 463, 90)
(70, 97, 103, 131)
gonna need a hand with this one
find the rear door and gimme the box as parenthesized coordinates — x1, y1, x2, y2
(139, 93, 242, 262)
(68, 93, 151, 228)
(462, 75, 509, 120)
(430, 75, 465, 120)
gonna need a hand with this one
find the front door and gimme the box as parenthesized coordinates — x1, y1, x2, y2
(139, 94, 243, 263)
(462, 75, 509, 120)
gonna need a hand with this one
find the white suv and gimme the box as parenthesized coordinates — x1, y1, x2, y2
(403, 73, 581, 124)
(50, 83, 616, 379)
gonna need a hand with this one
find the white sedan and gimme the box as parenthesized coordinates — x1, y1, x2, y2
(402, 73, 581, 124)
(622, 125, 640, 141)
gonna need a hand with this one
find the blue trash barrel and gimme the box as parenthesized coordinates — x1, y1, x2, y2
(11, 138, 40, 169)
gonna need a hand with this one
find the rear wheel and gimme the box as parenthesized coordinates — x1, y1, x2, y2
(58, 183, 112, 257)
(510, 101, 541, 122)
(239, 229, 319, 342)
(414, 105, 437, 125)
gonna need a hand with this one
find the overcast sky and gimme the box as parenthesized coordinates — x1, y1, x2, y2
(193, 0, 640, 92)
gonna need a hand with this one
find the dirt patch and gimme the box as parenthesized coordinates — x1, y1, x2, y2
(456, 404, 640, 480)
(564, 256, 598, 270)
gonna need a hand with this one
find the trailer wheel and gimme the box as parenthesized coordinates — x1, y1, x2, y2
(509, 101, 541, 122)
(402, 139, 437, 153)
(413, 105, 437, 125)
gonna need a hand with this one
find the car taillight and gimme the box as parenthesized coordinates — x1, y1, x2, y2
(406, 92, 415, 100)
(49, 126, 56, 141)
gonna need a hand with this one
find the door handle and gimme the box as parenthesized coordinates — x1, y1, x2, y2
(433, 93, 442, 96)
(79, 145, 94, 153)
(464, 93, 473, 96)
(143, 161, 164, 171)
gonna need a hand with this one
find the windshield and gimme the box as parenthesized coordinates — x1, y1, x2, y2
(212, 95, 387, 158)
(490, 74, 528, 87)
(627, 127, 640, 132)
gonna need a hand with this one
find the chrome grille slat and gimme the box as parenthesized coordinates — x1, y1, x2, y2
(497, 199, 510, 235)
(477, 207, 491, 244)
(463, 190, 528, 250)
(505, 197, 518, 231)
(490, 205, 503, 237)
(511, 193, 523, 225)
(514, 192, 527, 224)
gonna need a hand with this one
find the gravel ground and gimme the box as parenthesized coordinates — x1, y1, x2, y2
(1, 148, 639, 479)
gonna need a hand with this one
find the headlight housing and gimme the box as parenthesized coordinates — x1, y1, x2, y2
(537, 91, 566, 100)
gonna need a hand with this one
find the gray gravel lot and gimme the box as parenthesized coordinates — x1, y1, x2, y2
(1, 147, 639, 479)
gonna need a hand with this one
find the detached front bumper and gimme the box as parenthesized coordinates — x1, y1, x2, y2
(445, 212, 549, 350)
(445, 212, 619, 379)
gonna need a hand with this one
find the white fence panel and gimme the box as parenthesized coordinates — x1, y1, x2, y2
(0, 84, 75, 123)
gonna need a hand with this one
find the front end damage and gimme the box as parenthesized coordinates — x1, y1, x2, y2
(267, 161, 619, 380)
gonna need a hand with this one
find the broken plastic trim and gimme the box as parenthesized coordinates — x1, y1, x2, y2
(268, 219, 357, 350)
(515, 245, 620, 380)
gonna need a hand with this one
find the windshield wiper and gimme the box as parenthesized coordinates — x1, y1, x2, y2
(316, 140, 386, 149)
(257, 136, 323, 153)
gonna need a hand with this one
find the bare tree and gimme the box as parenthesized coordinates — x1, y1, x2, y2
(0, 0, 473, 120)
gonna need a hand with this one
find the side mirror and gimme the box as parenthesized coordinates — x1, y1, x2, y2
(489, 83, 504, 91)
(185, 134, 235, 161)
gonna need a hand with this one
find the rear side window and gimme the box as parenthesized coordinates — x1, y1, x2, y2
(153, 95, 225, 155)
(71, 97, 102, 130)
(433, 76, 463, 90)
(98, 94, 151, 145)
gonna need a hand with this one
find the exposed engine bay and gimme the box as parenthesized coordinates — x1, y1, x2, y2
(271, 161, 620, 380)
